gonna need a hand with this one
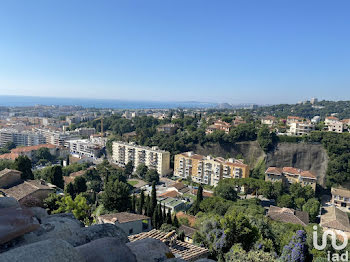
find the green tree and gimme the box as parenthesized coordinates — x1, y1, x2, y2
(277, 194, 294, 208)
(14, 155, 33, 180)
(53, 194, 91, 223)
(47, 165, 64, 188)
(135, 164, 148, 179)
(150, 182, 157, 215)
(295, 198, 306, 211)
(257, 125, 277, 152)
(214, 179, 238, 201)
(124, 161, 134, 177)
(138, 189, 145, 214)
(131, 194, 136, 212)
(145, 194, 151, 216)
(145, 169, 159, 184)
(173, 214, 179, 228)
(102, 180, 130, 211)
(43, 193, 62, 214)
(73, 176, 87, 194)
(302, 198, 320, 223)
(34, 147, 53, 162)
(65, 182, 75, 198)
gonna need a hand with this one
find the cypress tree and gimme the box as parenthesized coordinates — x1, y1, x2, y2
(166, 209, 172, 225)
(131, 194, 136, 212)
(157, 203, 162, 225)
(162, 204, 166, 224)
(150, 182, 157, 215)
(138, 189, 145, 214)
(145, 194, 151, 217)
(173, 214, 179, 228)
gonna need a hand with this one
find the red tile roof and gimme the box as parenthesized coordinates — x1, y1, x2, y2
(99, 212, 150, 224)
(300, 170, 316, 179)
(266, 167, 283, 175)
(282, 167, 301, 175)
(159, 190, 180, 198)
(11, 144, 57, 154)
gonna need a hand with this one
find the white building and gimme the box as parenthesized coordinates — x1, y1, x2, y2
(65, 139, 102, 159)
(311, 116, 321, 124)
(37, 129, 80, 146)
(288, 122, 315, 136)
(0, 129, 46, 147)
(327, 121, 344, 133)
(112, 141, 170, 176)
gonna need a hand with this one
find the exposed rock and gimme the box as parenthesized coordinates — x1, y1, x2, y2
(165, 259, 186, 262)
(81, 223, 129, 244)
(29, 207, 48, 222)
(19, 214, 128, 247)
(127, 238, 171, 262)
(0, 239, 85, 262)
(20, 213, 84, 246)
(0, 207, 39, 245)
(0, 197, 20, 209)
(76, 237, 136, 262)
(195, 259, 216, 262)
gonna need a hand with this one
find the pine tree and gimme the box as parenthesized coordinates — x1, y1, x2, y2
(138, 189, 145, 214)
(150, 182, 157, 215)
(173, 214, 179, 228)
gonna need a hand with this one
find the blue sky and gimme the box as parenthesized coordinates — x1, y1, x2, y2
(0, 0, 349, 104)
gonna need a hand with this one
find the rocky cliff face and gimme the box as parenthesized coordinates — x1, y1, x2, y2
(266, 143, 329, 186)
(195, 141, 329, 186)
(0, 197, 214, 262)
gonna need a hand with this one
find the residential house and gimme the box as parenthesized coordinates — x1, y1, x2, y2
(1, 180, 55, 205)
(156, 123, 178, 135)
(267, 206, 309, 226)
(261, 116, 277, 127)
(320, 206, 350, 240)
(327, 121, 344, 133)
(331, 187, 350, 211)
(233, 116, 246, 126)
(0, 169, 22, 189)
(129, 229, 209, 262)
(325, 116, 339, 126)
(288, 122, 315, 136)
(167, 182, 190, 195)
(179, 225, 196, 244)
(97, 212, 151, 236)
(265, 167, 317, 191)
(157, 197, 187, 214)
(287, 116, 305, 126)
(205, 120, 231, 134)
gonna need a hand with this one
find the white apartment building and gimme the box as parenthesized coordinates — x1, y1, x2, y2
(288, 122, 315, 136)
(0, 129, 46, 147)
(112, 141, 170, 176)
(327, 121, 344, 133)
(76, 127, 96, 137)
(65, 139, 102, 159)
(37, 129, 80, 146)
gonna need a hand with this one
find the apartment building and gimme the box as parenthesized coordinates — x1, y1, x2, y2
(205, 120, 231, 135)
(65, 139, 102, 159)
(174, 152, 249, 186)
(287, 116, 305, 126)
(327, 121, 344, 133)
(36, 129, 80, 146)
(76, 127, 96, 137)
(112, 141, 170, 176)
(0, 128, 46, 147)
(288, 122, 315, 136)
(331, 187, 350, 211)
(325, 116, 339, 126)
(265, 167, 317, 191)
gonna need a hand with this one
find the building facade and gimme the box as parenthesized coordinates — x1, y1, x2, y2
(0, 129, 46, 147)
(331, 187, 350, 211)
(265, 166, 317, 191)
(288, 122, 315, 136)
(65, 139, 102, 159)
(112, 141, 171, 176)
(174, 152, 249, 187)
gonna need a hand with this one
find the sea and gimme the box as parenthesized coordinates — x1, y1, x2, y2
(0, 95, 217, 109)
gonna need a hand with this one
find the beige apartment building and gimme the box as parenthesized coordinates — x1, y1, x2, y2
(331, 187, 350, 211)
(112, 141, 170, 176)
(174, 152, 249, 186)
(265, 166, 317, 191)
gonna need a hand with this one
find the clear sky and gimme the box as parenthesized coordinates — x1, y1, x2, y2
(0, 0, 349, 104)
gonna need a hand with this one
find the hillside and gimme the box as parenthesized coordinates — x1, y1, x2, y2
(194, 141, 329, 186)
